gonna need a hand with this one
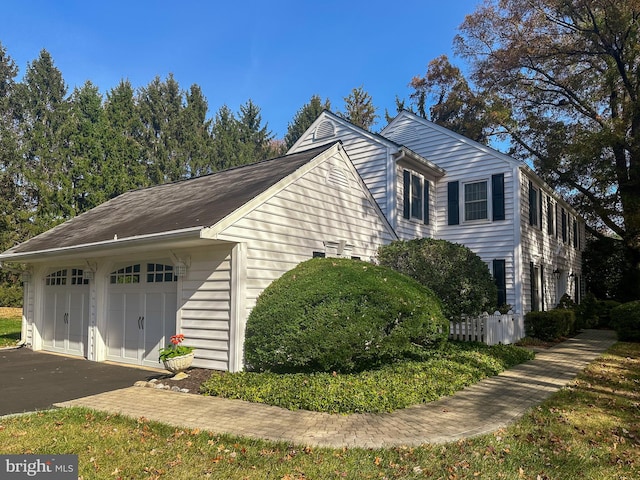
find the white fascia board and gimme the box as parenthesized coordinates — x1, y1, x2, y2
(0, 226, 204, 263)
(395, 147, 446, 178)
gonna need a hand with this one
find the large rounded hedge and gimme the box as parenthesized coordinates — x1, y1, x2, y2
(244, 258, 448, 373)
(378, 238, 498, 319)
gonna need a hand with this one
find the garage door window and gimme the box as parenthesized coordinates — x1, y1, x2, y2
(147, 263, 177, 283)
(109, 264, 177, 284)
(46, 269, 67, 286)
(110, 264, 141, 284)
(71, 269, 89, 285)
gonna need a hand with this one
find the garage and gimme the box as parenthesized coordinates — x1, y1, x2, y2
(105, 262, 178, 368)
(42, 268, 90, 357)
(2, 144, 395, 372)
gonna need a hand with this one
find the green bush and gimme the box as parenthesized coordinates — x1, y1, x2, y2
(574, 292, 599, 329)
(244, 258, 448, 373)
(611, 301, 640, 342)
(0, 283, 23, 307)
(378, 238, 497, 320)
(597, 299, 622, 328)
(575, 293, 621, 329)
(524, 309, 576, 341)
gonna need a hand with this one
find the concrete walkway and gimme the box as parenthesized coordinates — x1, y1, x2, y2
(55, 329, 617, 448)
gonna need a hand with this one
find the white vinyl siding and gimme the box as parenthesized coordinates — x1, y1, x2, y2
(519, 170, 582, 312)
(178, 246, 233, 370)
(289, 116, 392, 219)
(216, 151, 395, 366)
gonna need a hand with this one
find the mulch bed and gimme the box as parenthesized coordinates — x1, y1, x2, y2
(150, 368, 214, 394)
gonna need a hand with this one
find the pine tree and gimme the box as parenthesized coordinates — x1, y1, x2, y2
(339, 86, 378, 130)
(103, 80, 147, 195)
(284, 95, 331, 149)
(138, 74, 185, 183)
(0, 42, 24, 255)
(179, 84, 214, 177)
(15, 49, 69, 235)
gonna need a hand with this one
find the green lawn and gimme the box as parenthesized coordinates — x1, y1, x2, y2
(0, 315, 21, 347)
(1, 342, 638, 479)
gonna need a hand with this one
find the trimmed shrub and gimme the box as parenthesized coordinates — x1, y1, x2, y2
(597, 299, 622, 328)
(525, 309, 576, 341)
(575, 293, 621, 329)
(574, 292, 599, 329)
(556, 293, 576, 310)
(611, 301, 640, 342)
(244, 258, 448, 373)
(378, 238, 497, 319)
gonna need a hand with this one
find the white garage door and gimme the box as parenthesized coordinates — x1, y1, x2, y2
(42, 268, 90, 357)
(106, 263, 177, 367)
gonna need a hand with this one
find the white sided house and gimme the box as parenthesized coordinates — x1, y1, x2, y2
(1, 143, 396, 371)
(289, 110, 585, 318)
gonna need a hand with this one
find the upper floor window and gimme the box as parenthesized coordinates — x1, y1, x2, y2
(448, 174, 504, 226)
(561, 208, 567, 243)
(547, 196, 554, 235)
(403, 170, 429, 224)
(464, 180, 488, 221)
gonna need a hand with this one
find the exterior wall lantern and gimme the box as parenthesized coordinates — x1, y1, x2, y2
(175, 262, 187, 277)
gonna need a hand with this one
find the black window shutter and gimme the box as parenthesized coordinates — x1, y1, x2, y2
(530, 261, 537, 312)
(423, 180, 430, 225)
(402, 170, 410, 219)
(539, 191, 544, 230)
(540, 264, 545, 311)
(493, 259, 506, 308)
(448, 181, 459, 225)
(528, 181, 536, 226)
(492, 173, 505, 221)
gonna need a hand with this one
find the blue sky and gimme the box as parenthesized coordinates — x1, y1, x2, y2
(3, 1, 480, 138)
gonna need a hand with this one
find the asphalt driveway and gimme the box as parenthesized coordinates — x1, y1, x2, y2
(0, 347, 160, 416)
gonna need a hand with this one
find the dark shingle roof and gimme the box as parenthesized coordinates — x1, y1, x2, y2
(5, 143, 335, 255)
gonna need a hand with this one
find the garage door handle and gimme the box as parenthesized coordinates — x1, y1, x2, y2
(140, 316, 144, 329)
(137, 316, 141, 329)
(64, 313, 68, 324)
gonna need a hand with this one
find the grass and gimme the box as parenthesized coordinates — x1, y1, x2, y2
(1, 342, 638, 479)
(201, 342, 534, 413)
(0, 307, 21, 347)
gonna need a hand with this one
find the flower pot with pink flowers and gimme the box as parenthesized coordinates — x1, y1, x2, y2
(159, 334, 195, 375)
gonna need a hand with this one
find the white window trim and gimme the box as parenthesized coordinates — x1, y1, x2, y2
(404, 169, 427, 223)
(461, 178, 491, 224)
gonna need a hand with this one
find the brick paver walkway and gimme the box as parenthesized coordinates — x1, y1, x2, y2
(55, 329, 617, 448)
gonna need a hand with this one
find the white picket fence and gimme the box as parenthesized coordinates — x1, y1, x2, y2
(449, 311, 525, 345)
